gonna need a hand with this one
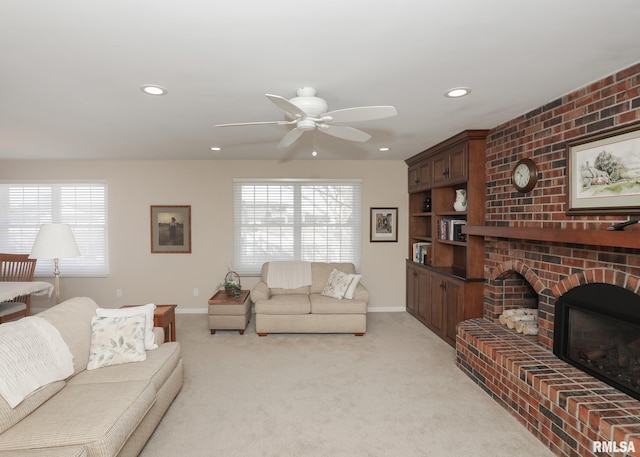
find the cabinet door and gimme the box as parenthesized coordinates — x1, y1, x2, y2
(408, 161, 431, 192)
(447, 146, 467, 184)
(443, 278, 462, 346)
(431, 147, 468, 186)
(406, 264, 418, 316)
(408, 164, 421, 193)
(418, 161, 431, 190)
(417, 267, 430, 322)
(430, 272, 444, 332)
(431, 153, 448, 187)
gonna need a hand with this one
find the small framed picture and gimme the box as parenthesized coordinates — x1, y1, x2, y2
(370, 207, 398, 242)
(150, 205, 192, 253)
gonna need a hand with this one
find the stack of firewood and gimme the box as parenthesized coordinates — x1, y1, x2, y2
(499, 308, 539, 335)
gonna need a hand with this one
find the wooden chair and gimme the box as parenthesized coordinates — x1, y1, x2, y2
(0, 253, 37, 323)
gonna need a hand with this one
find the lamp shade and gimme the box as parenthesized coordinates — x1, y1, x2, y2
(29, 224, 81, 260)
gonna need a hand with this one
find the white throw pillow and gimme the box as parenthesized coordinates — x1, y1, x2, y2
(87, 315, 147, 370)
(96, 303, 157, 350)
(344, 274, 362, 299)
(321, 269, 353, 299)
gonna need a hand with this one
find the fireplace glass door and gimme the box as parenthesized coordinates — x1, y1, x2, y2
(554, 283, 640, 401)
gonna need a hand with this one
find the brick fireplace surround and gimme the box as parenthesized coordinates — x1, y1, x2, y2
(455, 62, 640, 457)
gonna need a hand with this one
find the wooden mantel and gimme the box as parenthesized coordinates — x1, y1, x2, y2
(462, 225, 639, 249)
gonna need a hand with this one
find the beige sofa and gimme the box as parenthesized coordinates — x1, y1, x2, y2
(0, 297, 183, 457)
(250, 262, 369, 336)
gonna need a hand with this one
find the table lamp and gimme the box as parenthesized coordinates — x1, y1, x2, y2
(29, 224, 81, 304)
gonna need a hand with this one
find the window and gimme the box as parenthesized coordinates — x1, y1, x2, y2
(234, 179, 361, 275)
(0, 182, 108, 276)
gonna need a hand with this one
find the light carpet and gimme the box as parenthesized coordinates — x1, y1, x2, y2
(140, 312, 554, 457)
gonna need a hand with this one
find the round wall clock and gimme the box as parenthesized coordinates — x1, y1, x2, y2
(512, 158, 538, 193)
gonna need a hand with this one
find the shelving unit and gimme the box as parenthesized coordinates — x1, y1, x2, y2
(405, 130, 489, 346)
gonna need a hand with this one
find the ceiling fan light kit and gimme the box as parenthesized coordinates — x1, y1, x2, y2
(215, 87, 397, 150)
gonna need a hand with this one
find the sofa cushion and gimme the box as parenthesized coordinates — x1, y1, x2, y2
(0, 380, 155, 456)
(310, 294, 368, 314)
(310, 263, 356, 294)
(69, 342, 181, 393)
(253, 295, 310, 315)
(0, 380, 65, 435)
(38, 297, 99, 376)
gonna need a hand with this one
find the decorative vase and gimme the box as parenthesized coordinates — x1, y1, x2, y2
(453, 189, 467, 211)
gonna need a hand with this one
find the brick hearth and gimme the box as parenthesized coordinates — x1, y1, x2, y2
(457, 319, 640, 457)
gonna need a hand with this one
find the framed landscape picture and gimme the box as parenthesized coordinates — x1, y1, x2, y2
(370, 207, 398, 242)
(567, 122, 640, 214)
(150, 205, 192, 253)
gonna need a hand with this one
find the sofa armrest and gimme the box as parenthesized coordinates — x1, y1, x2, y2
(250, 281, 271, 303)
(352, 283, 370, 303)
(153, 327, 165, 346)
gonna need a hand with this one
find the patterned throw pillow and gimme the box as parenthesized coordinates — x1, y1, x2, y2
(96, 303, 157, 350)
(344, 274, 362, 299)
(87, 315, 147, 370)
(321, 269, 354, 299)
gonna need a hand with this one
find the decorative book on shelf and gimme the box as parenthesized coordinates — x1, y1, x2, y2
(437, 219, 467, 241)
(412, 242, 432, 265)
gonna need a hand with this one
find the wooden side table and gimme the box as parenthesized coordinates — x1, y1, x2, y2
(122, 304, 177, 342)
(208, 290, 251, 335)
(154, 304, 177, 342)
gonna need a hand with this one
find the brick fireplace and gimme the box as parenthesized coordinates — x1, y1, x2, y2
(456, 62, 640, 457)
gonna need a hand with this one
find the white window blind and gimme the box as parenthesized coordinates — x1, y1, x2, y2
(234, 179, 361, 275)
(0, 182, 108, 276)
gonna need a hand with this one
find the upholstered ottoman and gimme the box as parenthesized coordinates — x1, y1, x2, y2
(208, 290, 251, 334)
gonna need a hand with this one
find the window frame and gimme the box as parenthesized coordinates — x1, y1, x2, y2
(0, 180, 109, 277)
(233, 178, 362, 275)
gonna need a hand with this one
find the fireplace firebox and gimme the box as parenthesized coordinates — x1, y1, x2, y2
(554, 283, 640, 401)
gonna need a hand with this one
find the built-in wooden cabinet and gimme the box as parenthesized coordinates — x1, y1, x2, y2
(405, 130, 488, 347)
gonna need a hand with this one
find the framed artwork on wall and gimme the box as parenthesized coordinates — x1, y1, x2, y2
(370, 207, 398, 242)
(150, 205, 192, 253)
(567, 122, 640, 215)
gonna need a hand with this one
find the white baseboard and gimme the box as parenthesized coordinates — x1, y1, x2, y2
(368, 306, 406, 313)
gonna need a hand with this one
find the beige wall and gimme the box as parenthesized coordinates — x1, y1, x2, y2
(1, 159, 408, 313)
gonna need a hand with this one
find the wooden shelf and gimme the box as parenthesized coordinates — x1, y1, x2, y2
(462, 225, 640, 249)
(436, 238, 466, 247)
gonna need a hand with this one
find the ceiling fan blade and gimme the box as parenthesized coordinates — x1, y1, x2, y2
(215, 120, 295, 127)
(319, 124, 371, 142)
(266, 94, 307, 119)
(322, 106, 397, 123)
(277, 128, 304, 149)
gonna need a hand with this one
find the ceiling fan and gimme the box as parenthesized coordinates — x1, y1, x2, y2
(215, 87, 397, 149)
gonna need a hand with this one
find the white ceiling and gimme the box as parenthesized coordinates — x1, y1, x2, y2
(1, 0, 639, 162)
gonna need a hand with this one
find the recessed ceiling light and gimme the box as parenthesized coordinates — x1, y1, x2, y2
(140, 84, 167, 96)
(210, 147, 222, 151)
(445, 87, 471, 98)
(311, 150, 318, 157)
(378, 147, 391, 152)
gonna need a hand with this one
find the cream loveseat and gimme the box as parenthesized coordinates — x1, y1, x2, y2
(0, 297, 183, 457)
(250, 262, 369, 336)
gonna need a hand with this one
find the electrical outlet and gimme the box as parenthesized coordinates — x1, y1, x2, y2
(193, 288, 199, 297)
(116, 289, 123, 298)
